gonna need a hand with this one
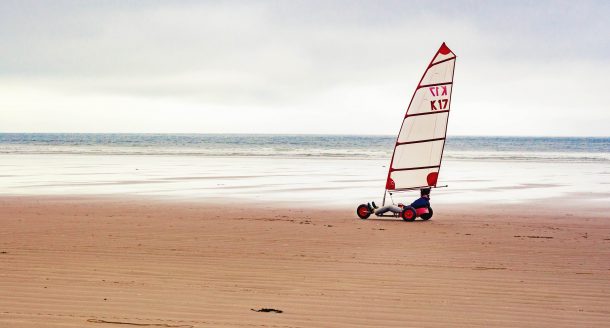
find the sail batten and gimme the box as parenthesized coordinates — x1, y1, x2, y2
(385, 42, 456, 191)
(418, 82, 453, 89)
(429, 57, 456, 67)
(391, 165, 441, 172)
(396, 137, 445, 146)
(405, 110, 449, 118)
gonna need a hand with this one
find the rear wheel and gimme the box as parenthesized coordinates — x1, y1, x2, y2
(420, 207, 433, 220)
(356, 204, 371, 219)
(401, 207, 416, 222)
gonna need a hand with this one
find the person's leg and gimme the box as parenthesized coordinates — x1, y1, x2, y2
(374, 205, 391, 215)
(388, 205, 403, 214)
(375, 205, 402, 216)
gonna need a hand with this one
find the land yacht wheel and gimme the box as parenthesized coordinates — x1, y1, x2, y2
(401, 207, 416, 222)
(356, 204, 371, 219)
(420, 207, 433, 220)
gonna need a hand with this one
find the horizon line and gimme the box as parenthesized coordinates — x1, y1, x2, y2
(0, 132, 609, 138)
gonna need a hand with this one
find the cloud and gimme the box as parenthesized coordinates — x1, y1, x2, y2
(0, 0, 608, 135)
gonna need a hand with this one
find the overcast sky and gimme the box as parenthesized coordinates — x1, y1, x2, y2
(1, 0, 608, 136)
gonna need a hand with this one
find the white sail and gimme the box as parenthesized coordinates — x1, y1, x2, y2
(385, 43, 456, 191)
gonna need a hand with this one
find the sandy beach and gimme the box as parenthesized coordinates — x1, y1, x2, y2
(1, 196, 609, 327)
(3, 0, 609, 326)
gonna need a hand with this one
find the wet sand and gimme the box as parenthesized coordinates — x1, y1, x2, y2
(1, 196, 609, 327)
(4, 153, 610, 206)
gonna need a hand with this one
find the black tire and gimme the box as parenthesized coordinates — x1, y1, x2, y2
(401, 207, 416, 222)
(420, 207, 433, 220)
(356, 204, 371, 219)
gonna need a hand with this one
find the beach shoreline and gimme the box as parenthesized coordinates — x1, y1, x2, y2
(1, 196, 609, 327)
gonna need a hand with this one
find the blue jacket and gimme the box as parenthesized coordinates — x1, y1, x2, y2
(411, 196, 430, 209)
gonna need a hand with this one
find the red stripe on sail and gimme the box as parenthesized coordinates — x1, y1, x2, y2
(396, 137, 445, 146)
(418, 82, 452, 89)
(405, 110, 449, 119)
(390, 165, 441, 172)
(429, 57, 455, 67)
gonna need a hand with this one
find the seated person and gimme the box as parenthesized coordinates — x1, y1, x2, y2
(368, 188, 431, 215)
(371, 203, 404, 216)
(410, 188, 431, 209)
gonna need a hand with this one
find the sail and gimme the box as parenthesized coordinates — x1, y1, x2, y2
(385, 42, 456, 191)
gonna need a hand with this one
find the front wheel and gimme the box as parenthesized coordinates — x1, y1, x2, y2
(401, 207, 416, 222)
(420, 207, 433, 220)
(356, 204, 371, 219)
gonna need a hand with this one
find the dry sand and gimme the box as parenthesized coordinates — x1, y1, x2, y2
(1, 196, 609, 327)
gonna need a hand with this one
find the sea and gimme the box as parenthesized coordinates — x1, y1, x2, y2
(1, 134, 609, 206)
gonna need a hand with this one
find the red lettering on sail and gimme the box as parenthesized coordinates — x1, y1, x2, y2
(430, 86, 448, 97)
(431, 99, 449, 110)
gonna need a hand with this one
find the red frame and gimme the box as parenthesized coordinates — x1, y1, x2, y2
(415, 207, 429, 216)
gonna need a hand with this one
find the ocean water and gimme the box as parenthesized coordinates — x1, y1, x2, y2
(0, 134, 609, 206)
(1, 133, 610, 161)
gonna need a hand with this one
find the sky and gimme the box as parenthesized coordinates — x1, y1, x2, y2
(1, 0, 609, 136)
